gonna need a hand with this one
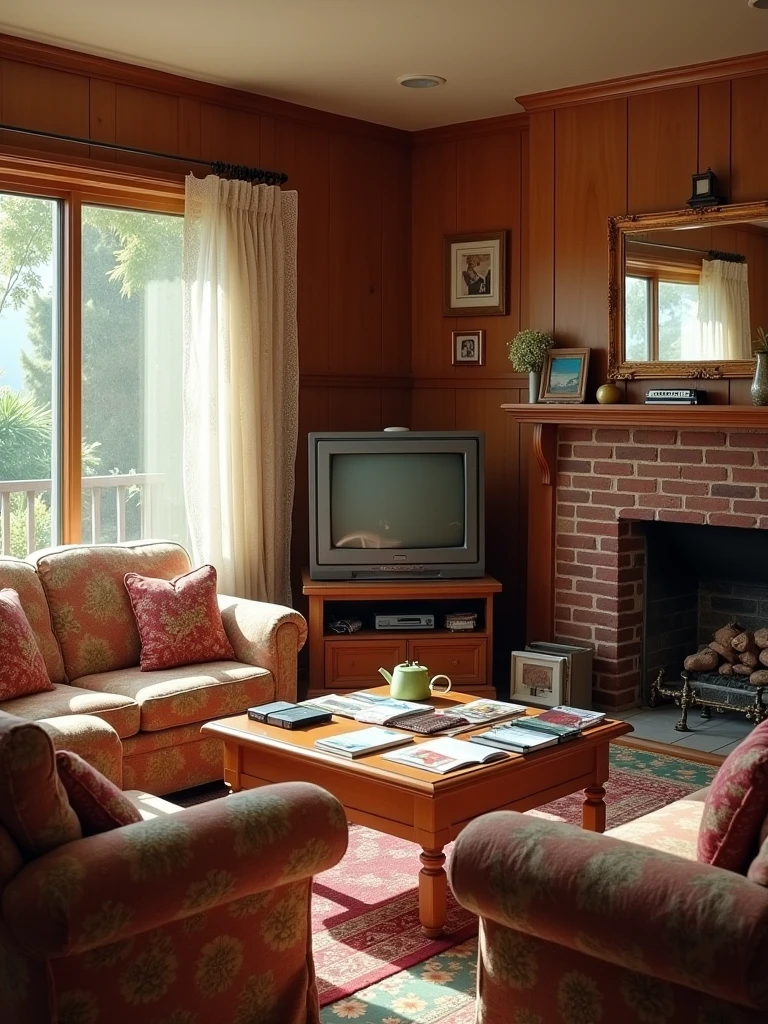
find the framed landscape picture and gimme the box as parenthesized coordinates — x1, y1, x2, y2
(539, 347, 590, 403)
(510, 650, 566, 708)
(444, 230, 507, 316)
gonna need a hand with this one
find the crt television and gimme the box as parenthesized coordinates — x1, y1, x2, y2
(308, 430, 485, 580)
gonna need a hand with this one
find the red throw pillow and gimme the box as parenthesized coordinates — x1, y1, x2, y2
(124, 564, 235, 671)
(56, 751, 142, 836)
(0, 588, 54, 701)
(697, 719, 768, 872)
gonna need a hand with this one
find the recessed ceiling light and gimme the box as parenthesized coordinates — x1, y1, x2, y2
(397, 74, 446, 89)
(748, 0, 768, 8)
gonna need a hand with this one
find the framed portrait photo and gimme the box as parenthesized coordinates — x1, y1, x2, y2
(444, 230, 507, 316)
(452, 329, 485, 366)
(539, 347, 590, 403)
(510, 651, 566, 708)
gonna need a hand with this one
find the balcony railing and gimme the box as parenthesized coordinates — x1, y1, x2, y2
(0, 473, 164, 555)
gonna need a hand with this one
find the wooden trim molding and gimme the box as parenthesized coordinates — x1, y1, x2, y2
(411, 112, 529, 146)
(517, 49, 768, 112)
(502, 403, 768, 429)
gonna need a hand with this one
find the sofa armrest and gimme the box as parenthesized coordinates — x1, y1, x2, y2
(3, 781, 347, 959)
(449, 811, 768, 1011)
(38, 714, 123, 788)
(218, 594, 307, 701)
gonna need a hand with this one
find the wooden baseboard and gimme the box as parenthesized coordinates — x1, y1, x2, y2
(613, 735, 726, 767)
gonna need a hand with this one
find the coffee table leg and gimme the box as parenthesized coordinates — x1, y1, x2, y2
(419, 847, 447, 938)
(582, 784, 607, 832)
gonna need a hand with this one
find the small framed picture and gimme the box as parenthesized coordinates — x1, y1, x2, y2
(510, 651, 566, 708)
(444, 230, 507, 316)
(452, 330, 485, 366)
(539, 347, 590, 403)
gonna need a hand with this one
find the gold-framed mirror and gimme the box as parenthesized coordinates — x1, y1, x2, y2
(608, 201, 768, 379)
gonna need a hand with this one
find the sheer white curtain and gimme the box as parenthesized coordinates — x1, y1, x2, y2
(182, 175, 298, 605)
(697, 259, 751, 360)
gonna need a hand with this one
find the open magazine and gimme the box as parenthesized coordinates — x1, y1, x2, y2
(382, 737, 508, 774)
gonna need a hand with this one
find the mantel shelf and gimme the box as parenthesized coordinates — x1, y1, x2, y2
(501, 403, 768, 430)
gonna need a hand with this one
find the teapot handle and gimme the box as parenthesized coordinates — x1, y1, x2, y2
(429, 674, 452, 694)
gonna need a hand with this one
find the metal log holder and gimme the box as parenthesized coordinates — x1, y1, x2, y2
(649, 669, 768, 733)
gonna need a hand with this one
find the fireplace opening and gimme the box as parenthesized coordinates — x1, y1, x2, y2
(642, 521, 768, 701)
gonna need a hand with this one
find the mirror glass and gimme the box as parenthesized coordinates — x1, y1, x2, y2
(621, 219, 767, 365)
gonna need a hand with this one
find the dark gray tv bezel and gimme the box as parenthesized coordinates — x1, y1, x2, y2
(308, 431, 485, 580)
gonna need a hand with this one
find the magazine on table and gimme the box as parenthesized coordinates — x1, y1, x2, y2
(382, 737, 508, 774)
(544, 706, 607, 728)
(314, 727, 413, 759)
(469, 724, 561, 754)
(511, 717, 582, 741)
(303, 694, 431, 721)
(457, 699, 528, 725)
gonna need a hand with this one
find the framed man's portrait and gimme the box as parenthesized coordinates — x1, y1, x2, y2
(444, 230, 507, 316)
(452, 330, 485, 366)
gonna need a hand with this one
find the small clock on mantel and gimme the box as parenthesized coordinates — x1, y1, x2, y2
(687, 168, 724, 209)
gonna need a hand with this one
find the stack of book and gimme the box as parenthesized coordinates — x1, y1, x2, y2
(315, 727, 413, 759)
(304, 693, 527, 734)
(470, 706, 606, 754)
(444, 612, 477, 631)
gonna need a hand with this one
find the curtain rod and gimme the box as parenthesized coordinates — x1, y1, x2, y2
(629, 238, 745, 263)
(0, 122, 288, 186)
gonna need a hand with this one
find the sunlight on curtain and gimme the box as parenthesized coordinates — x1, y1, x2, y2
(696, 259, 751, 360)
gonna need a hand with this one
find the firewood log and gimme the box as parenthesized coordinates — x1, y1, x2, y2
(713, 622, 745, 647)
(749, 670, 768, 686)
(684, 648, 720, 672)
(709, 641, 737, 663)
(732, 663, 753, 676)
(732, 631, 759, 654)
(760, 648, 768, 668)
(719, 663, 734, 676)
(755, 628, 768, 649)
(739, 651, 760, 669)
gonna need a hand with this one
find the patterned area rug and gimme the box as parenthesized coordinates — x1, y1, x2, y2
(312, 746, 717, 1007)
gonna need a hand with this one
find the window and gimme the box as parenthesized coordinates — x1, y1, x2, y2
(0, 168, 186, 556)
(624, 261, 700, 362)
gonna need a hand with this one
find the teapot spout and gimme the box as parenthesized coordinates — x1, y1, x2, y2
(378, 667, 392, 685)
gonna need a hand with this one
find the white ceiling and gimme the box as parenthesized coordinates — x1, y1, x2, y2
(1, 0, 767, 130)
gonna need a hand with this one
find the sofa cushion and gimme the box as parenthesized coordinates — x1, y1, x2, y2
(698, 719, 768, 871)
(74, 660, 273, 731)
(31, 541, 191, 680)
(0, 588, 55, 700)
(0, 557, 66, 683)
(606, 790, 706, 860)
(0, 713, 81, 857)
(124, 564, 235, 671)
(56, 751, 142, 835)
(0, 682, 140, 739)
(0, 824, 23, 892)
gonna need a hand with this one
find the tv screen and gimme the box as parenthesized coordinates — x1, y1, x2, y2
(330, 453, 465, 550)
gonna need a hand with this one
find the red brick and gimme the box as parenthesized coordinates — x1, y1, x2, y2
(657, 510, 706, 524)
(633, 429, 676, 445)
(759, 518, 768, 529)
(684, 496, 730, 513)
(686, 465, 728, 482)
(555, 606, 572, 622)
(732, 468, 768, 484)
(556, 473, 573, 488)
(708, 513, 758, 528)
(573, 608, 620, 628)
(559, 427, 593, 442)
(560, 459, 591, 473)
(558, 592, 595, 609)
(711, 483, 757, 498)
(572, 475, 613, 489)
(590, 491, 634, 507)
(618, 507, 656, 520)
(638, 494, 681, 509)
(576, 521, 620, 537)
(618, 535, 645, 551)
(577, 550, 618, 567)
(594, 689, 639, 709)
(705, 449, 754, 466)
(558, 444, 574, 459)
(659, 448, 703, 464)
(573, 444, 613, 458)
(660, 479, 707, 496)
(558, 503, 576, 519)
(575, 580, 618, 597)
(732, 500, 768, 515)
(556, 548, 576, 562)
(760, 451, 768, 467)
(596, 597, 637, 614)
(680, 431, 726, 447)
(555, 622, 593, 641)
(637, 464, 682, 479)
(557, 534, 597, 550)
(578, 505, 618, 521)
(600, 536, 621, 552)
(558, 489, 590, 503)
(557, 561, 594, 578)
(595, 429, 630, 442)
(617, 478, 657, 493)
(555, 576, 574, 591)
(728, 432, 768, 448)
(614, 445, 659, 461)
(595, 567, 620, 583)
(594, 460, 634, 476)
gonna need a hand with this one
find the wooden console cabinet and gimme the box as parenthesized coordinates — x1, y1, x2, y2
(302, 570, 502, 698)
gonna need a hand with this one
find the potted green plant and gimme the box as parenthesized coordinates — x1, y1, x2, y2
(507, 330, 553, 403)
(752, 326, 768, 406)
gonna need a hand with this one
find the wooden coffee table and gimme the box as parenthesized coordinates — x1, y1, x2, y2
(203, 688, 632, 937)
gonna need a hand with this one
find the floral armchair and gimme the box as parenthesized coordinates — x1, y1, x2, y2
(449, 810, 768, 1024)
(0, 781, 348, 1024)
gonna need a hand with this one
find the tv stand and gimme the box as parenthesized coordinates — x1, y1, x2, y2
(301, 570, 502, 698)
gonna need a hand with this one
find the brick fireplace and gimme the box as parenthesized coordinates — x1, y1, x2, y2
(553, 426, 768, 709)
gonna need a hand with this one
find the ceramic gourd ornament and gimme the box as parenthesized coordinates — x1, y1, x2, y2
(596, 381, 622, 404)
(378, 662, 452, 702)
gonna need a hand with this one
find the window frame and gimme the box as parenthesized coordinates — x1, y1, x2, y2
(0, 153, 184, 546)
(624, 258, 701, 363)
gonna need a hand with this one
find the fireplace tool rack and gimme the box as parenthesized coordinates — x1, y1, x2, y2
(649, 669, 767, 732)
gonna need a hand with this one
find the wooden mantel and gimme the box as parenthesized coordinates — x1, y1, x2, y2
(501, 403, 768, 429)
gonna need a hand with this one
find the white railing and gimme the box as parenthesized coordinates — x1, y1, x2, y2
(0, 473, 164, 555)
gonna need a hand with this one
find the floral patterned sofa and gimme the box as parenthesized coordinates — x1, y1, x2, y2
(449, 786, 768, 1023)
(0, 541, 307, 794)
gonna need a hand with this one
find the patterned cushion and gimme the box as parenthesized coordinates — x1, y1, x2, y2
(0, 589, 54, 700)
(74, 661, 273, 732)
(0, 713, 81, 857)
(124, 564, 235, 671)
(0, 556, 66, 684)
(0, 681, 140, 738)
(56, 751, 141, 835)
(698, 719, 768, 871)
(40, 714, 124, 788)
(31, 541, 191, 681)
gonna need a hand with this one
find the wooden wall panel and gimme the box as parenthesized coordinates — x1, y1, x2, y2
(527, 111, 555, 332)
(200, 103, 261, 166)
(554, 99, 627, 386)
(381, 143, 412, 378)
(0, 60, 89, 156)
(115, 85, 179, 171)
(628, 87, 698, 213)
(699, 80, 731, 199)
(732, 73, 768, 202)
(89, 79, 116, 161)
(410, 387, 457, 431)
